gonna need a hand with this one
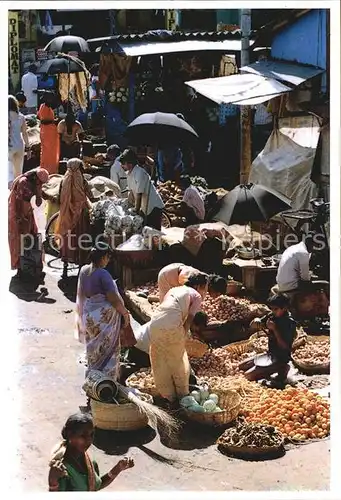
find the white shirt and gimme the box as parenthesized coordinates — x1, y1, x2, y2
(276, 241, 310, 292)
(110, 159, 128, 191)
(9, 111, 26, 151)
(134, 322, 151, 354)
(127, 165, 164, 216)
(183, 185, 205, 220)
(21, 71, 38, 108)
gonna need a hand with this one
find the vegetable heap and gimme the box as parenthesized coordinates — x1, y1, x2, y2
(242, 386, 330, 441)
(202, 295, 269, 323)
(190, 348, 243, 377)
(126, 369, 156, 393)
(180, 386, 222, 413)
(217, 419, 283, 449)
(293, 337, 330, 366)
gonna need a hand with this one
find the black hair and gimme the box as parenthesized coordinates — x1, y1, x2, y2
(28, 63, 37, 73)
(89, 242, 112, 266)
(65, 111, 76, 134)
(179, 175, 191, 190)
(267, 294, 290, 309)
(16, 92, 26, 104)
(107, 144, 121, 158)
(185, 273, 208, 289)
(192, 311, 208, 328)
(208, 275, 227, 295)
(61, 413, 93, 441)
(119, 148, 138, 166)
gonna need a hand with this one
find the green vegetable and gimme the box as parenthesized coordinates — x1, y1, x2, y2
(208, 394, 219, 405)
(180, 395, 197, 408)
(188, 404, 205, 413)
(203, 400, 216, 412)
(190, 390, 201, 403)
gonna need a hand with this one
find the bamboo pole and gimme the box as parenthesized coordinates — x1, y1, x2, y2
(240, 9, 252, 185)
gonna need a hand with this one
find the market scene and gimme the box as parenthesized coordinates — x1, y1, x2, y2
(7, 6, 331, 492)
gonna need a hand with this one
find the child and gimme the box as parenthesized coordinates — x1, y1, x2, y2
(240, 294, 297, 387)
(48, 413, 134, 491)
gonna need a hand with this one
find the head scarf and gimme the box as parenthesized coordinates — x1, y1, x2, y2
(35, 167, 49, 184)
(54, 158, 88, 238)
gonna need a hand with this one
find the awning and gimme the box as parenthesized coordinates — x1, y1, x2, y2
(240, 60, 325, 87)
(185, 73, 292, 106)
(96, 39, 253, 56)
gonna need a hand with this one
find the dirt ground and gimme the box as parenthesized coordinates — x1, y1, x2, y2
(6, 202, 330, 492)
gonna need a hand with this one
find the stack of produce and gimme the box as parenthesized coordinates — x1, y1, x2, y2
(198, 375, 262, 399)
(180, 387, 223, 413)
(126, 368, 156, 394)
(217, 419, 283, 450)
(108, 87, 129, 104)
(202, 295, 269, 323)
(242, 386, 330, 441)
(131, 282, 160, 299)
(90, 198, 144, 238)
(190, 348, 242, 377)
(293, 337, 330, 367)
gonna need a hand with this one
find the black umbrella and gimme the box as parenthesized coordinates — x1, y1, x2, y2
(213, 183, 292, 226)
(37, 56, 86, 75)
(44, 35, 90, 53)
(125, 112, 199, 146)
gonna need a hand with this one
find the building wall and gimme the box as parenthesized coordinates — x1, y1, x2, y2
(271, 10, 327, 69)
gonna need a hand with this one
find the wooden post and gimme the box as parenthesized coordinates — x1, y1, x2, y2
(240, 9, 252, 184)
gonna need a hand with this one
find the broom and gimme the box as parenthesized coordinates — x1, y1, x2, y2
(116, 381, 180, 437)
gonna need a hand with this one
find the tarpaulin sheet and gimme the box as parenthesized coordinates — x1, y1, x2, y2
(118, 39, 248, 56)
(241, 60, 325, 87)
(185, 73, 292, 106)
(249, 117, 320, 211)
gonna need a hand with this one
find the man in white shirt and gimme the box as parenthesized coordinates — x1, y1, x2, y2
(273, 233, 314, 295)
(120, 148, 164, 230)
(107, 144, 128, 193)
(180, 175, 205, 224)
(21, 64, 38, 114)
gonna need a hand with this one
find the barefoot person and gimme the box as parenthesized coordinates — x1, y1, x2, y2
(240, 294, 297, 387)
(48, 413, 134, 491)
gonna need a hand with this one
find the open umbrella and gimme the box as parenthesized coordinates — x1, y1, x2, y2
(213, 183, 292, 226)
(44, 35, 90, 53)
(37, 56, 86, 75)
(125, 112, 199, 146)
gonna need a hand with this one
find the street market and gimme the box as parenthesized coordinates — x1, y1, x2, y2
(7, 7, 331, 493)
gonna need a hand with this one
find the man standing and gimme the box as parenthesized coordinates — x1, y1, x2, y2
(107, 144, 128, 193)
(120, 148, 164, 230)
(21, 64, 38, 114)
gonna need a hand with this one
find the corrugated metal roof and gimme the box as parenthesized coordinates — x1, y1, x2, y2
(241, 60, 325, 86)
(185, 74, 292, 106)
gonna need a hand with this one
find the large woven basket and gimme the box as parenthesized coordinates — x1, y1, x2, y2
(182, 390, 241, 427)
(217, 440, 285, 459)
(91, 392, 153, 431)
(186, 337, 209, 358)
(292, 335, 330, 375)
(223, 339, 252, 355)
(125, 370, 159, 397)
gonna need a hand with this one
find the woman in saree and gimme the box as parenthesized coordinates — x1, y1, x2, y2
(158, 263, 227, 303)
(37, 91, 60, 174)
(48, 412, 134, 492)
(8, 167, 49, 279)
(75, 244, 130, 380)
(149, 274, 208, 407)
(54, 158, 92, 278)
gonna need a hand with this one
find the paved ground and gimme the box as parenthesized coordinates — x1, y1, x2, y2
(5, 201, 330, 492)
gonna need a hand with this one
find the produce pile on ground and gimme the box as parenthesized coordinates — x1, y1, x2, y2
(90, 198, 144, 238)
(202, 295, 269, 323)
(198, 375, 261, 398)
(126, 368, 156, 393)
(131, 282, 160, 299)
(292, 337, 330, 366)
(190, 348, 244, 377)
(217, 419, 283, 449)
(180, 386, 223, 413)
(242, 385, 330, 441)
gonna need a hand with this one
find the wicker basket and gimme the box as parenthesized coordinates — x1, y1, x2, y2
(223, 339, 252, 355)
(217, 440, 284, 459)
(125, 370, 159, 398)
(182, 390, 241, 427)
(186, 337, 209, 358)
(91, 393, 153, 431)
(291, 335, 330, 375)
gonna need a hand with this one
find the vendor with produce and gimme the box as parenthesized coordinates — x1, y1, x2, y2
(166, 175, 205, 225)
(120, 148, 164, 230)
(240, 294, 297, 387)
(58, 111, 85, 159)
(158, 262, 227, 303)
(149, 274, 209, 408)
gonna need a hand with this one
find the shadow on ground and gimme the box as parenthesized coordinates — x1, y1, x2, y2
(158, 419, 222, 451)
(9, 277, 56, 304)
(57, 277, 78, 303)
(94, 426, 156, 455)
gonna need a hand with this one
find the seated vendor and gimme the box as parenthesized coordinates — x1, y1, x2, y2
(240, 294, 296, 387)
(58, 111, 84, 159)
(271, 233, 328, 302)
(168, 175, 205, 225)
(128, 312, 208, 385)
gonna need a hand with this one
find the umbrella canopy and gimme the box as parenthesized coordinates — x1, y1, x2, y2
(44, 35, 90, 53)
(125, 112, 199, 146)
(37, 56, 86, 75)
(213, 183, 292, 226)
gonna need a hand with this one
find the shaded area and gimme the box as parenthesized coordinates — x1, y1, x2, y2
(9, 278, 56, 304)
(93, 426, 156, 455)
(57, 277, 78, 303)
(158, 418, 223, 451)
(217, 443, 286, 462)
